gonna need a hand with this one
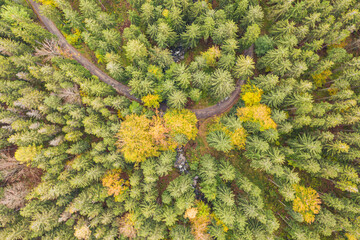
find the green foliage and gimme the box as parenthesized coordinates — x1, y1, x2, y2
(2, 0, 360, 239)
(254, 35, 274, 56)
(210, 69, 235, 100)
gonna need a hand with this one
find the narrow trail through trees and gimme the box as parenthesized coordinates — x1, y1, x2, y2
(27, 0, 254, 119)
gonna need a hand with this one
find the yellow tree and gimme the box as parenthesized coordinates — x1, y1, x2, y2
(149, 115, 177, 150)
(237, 84, 276, 130)
(117, 111, 197, 162)
(292, 184, 321, 224)
(208, 117, 247, 151)
(241, 84, 263, 106)
(237, 105, 277, 130)
(118, 213, 137, 238)
(164, 109, 198, 144)
(102, 169, 130, 201)
(116, 114, 159, 162)
(201, 46, 221, 67)
(142, 94, 161, 109)
(230, 127, 247, 150)
(14, 145, 42, 164)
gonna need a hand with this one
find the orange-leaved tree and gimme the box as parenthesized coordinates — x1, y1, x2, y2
(102, 169, 129, 202)
(292, 184, 321, 224)
(184, 201, 212, 240)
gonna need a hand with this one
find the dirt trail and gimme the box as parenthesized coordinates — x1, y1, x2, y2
(27, 0, 254, 119)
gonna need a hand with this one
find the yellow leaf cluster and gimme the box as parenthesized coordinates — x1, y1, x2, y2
(201, 46, 221, 67)
(312, 70, 332, 88)
(163, 109, 198, 143)
(117, 111, 197, 162)
(345, 233, 357, 240)
(117, 114, 161, 162)
(38, 0, 57, 7)
(241, 84, 263, 106)
(162, 9, 169, 18)
(102, 169, 130, 197)
(210, 118, 247, 150)
(329, 37, 348, 49)
(211, 213, 229, 232)
(148, 65, 163, 80)
(230, 127, 247, 150)
(237, 104, 277, 130)
(184, 207, 198, 220)
(117, 110, 124, 120)
(64, 29, 82, 46)
(14, 145, 42, 164)
(142, 94, 161, 109)
(292, 185, 321, 224)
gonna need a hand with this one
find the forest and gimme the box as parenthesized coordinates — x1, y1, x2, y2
(0, 0, 360, 239)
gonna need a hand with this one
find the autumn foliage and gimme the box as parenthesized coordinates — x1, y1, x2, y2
(102, 169, 129, 198)
(185, 201, 212, 240)
(14, 145, 42, 164)
(118, 213, 137, 238)
(141, 94, 161, 109)
(292, 184, 321, 224)
(163, 109, 198, 143)
(201, 46, 221, 67)
(237, 84, 277, 130)
(117, 109, 197, 162)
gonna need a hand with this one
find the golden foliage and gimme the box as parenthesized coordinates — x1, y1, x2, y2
(38, 0, 57, 7)
(63, 29, 82, 46)
(162, 9, 169, 18)
(149, 115, 177, 150)
(312, 70, 332, 88)
(237, 104, 277, 130)
(117, 114, 159, 162)
(117, 110, 124, 120)
(241, 84, 263, 106)
(117, 111, 197, 162)
(345, 233, 357, 240)
(14, 145, 42, 164)
(163, 109, 198, 144)
(118, 213, 137, 239)
(102, 169, 129, 197)
(237, 83, 276, 131)
(148, 65, 163, 80)
(292, 185, 321, 224)
(201, 46, 221, 67)
(142, 94, 161, 109)
(230, 127, 247, 150)
(211, 213, 229, 233)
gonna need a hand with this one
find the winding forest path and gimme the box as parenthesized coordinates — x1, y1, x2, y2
(27, 0, 253, 119)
